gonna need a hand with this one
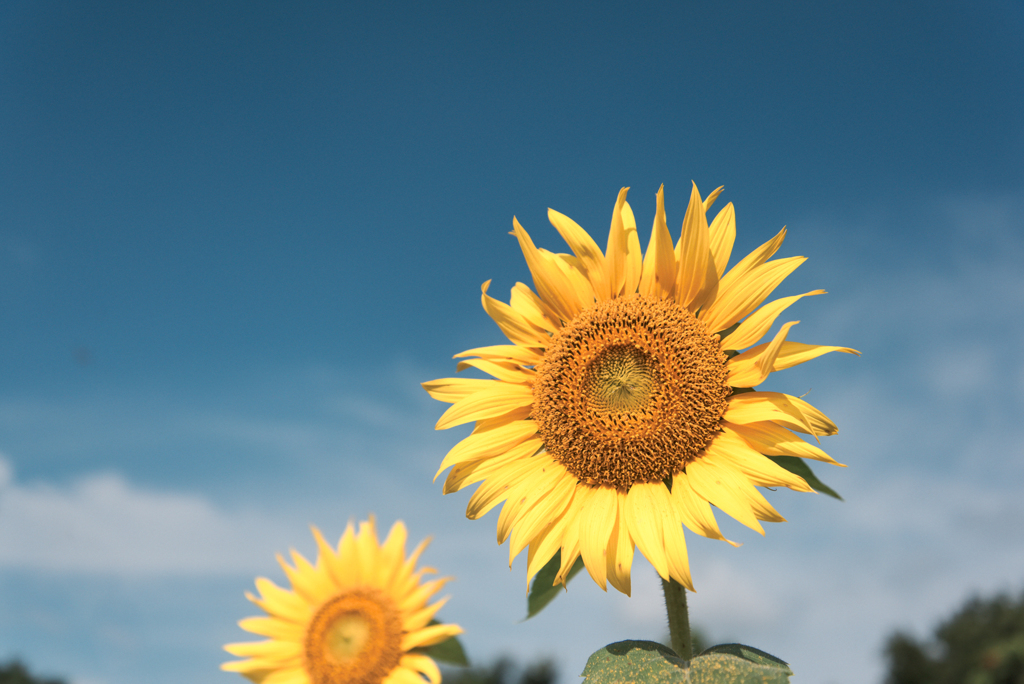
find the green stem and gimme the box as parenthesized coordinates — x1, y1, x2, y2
(661, 577, 692, 660)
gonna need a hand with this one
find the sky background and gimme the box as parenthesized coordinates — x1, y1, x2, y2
(1, 1, 1023, 683)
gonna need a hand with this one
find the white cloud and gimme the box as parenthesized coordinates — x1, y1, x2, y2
(0, 456, 291, 575)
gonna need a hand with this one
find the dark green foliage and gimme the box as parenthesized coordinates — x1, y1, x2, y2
(884, 590, 1024, 684)
(884, 633, 937, 684)
(442, 656, 557, 684)
(0, 661, 65, 684)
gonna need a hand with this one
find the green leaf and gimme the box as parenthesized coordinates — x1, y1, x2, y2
(581, 640, 793, 684)
(581, 640, 689, 684)
(524, 550, 585, 620)
(698, 644, 793, 675)
(767, 455, 843, 500)
(415, 621, 469, 666)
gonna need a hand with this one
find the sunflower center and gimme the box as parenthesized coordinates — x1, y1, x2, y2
(585, 345, 658, 413)
(532, 294, 730, 490)
(305, 588, 402, 684)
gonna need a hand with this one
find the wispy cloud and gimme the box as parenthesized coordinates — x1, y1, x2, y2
(0, 454, 292, 575)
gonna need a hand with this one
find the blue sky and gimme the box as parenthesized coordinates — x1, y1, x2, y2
(1, 1, 1023, 683)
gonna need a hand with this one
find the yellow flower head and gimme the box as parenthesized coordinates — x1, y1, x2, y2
(223, 518, 462, 684)
(424, 184, 857, 595)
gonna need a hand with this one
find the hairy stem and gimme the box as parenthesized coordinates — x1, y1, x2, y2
(662, 577, 692, 660)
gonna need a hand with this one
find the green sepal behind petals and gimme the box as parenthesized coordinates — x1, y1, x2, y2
(767, 456, 843, 500)
(524, 550, 585, 620)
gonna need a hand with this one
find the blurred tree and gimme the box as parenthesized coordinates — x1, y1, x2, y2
(0, 660, 65, 684)
(884, 590, 1024, 684)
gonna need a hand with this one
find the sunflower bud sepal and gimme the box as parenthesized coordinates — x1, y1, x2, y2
(581, 640, 793, 683)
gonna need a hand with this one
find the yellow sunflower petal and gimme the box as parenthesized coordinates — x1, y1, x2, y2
(443, 438, 542, 494)
(661, 497, 694, 591)
(378, 520, 408, 589)
(638, 184, 676, 298)
(555, 488, 587, 585)
(707, 201, 736, 279)
(465, 454, 541, 519)
(579, 486, 618, 591)
(261, 668, 309, 684)
(624, 483, 670, 580)
(606, 491, 634, 596)
(481, 280, 549, 347)
(759, 341, 861, 372)
(384, 666, 430, 684)
(695, 451, 788, 525)
(397, 576, 451, 614)
(718, 226, 787, 288)
(728, 337, 860, 387)
(353, 518, 382, 586)
(453, 344, 543, 366)
(496, 452, 563, 544)
(620, 200, 643, 295)
(546, 249, 596, 305)
(402, 595, 448, 632)
(724, 391, 838, 438)
(668, 472, 737, 545)
(435, 420, 539, 479)
(675, 182, 719, 313)
(604, 187, 631, 299)
(704, 184, 729, 210)
(249, 579, 310, 623)
(525, 487, 581, 586)
(400, 623, 464, 652)
(277, 551, 331, 606)
(506, 465, 577, 562)
(311, 527, 348, 590)
(220, 659, 278, 674)
(421, 377, 498, 404)
(685, 458, 765, 534)
(726, 320, 799, 387)
(548, 207, 611, 301)
(704, 430, 812, 491)
(470, 405, 533, 431)
(719, 290, 824, 351)
(236, 617, 304, 641)
(400, 654, 442, 684)
(700, 255, 805, 334)
(454, 358, 534, 385)
(333, 522, 359, 586)
(512, 217, 583, 321)
(510, 282, 561, 333)
(434, 383, 534, 430)
(224, 639, 302, 659)
(724, 420, 843, 465)
(390, 538, 431, 600)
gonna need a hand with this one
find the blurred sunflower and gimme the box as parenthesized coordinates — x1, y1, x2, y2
(424, 183, 857, 595)
(223, 518, 462, 684)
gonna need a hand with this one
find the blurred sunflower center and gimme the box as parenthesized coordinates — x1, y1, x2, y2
(533, 294, 730, 489)
(305, 588, 402, 684)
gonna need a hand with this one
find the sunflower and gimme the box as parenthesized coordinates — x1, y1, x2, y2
(424, 183, 857, 596)
(223, 518, 463, 684)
